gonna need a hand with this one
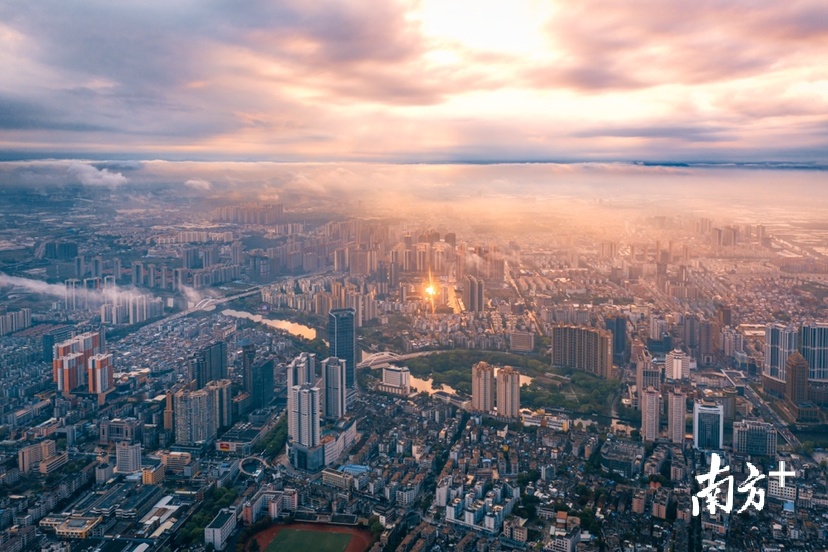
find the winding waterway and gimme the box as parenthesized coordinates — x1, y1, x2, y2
(222, 309, 317, 340)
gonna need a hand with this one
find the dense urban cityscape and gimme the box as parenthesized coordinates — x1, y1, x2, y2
(3, 1, 828, 551)
(0, 179, 827, 552)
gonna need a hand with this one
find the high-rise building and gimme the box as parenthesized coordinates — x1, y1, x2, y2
(287, 353, 316, 441)
(231, 242, 244, 265)
(667, 389, 686, 444)
(665, 349, 690, 381)
(496, 366, 521, 418)
(329, 309, 356, 389)
(635, 351, 660, 408)
(551, 325, 613, 379)
(764, 323, 797, 382)
(799, 322, 828, 382)
(640, 386, 660, 442)
(0, 308, 31, 336)
(720, 327, 744, 358)
(717, 304, 733, 327)
(115, 442, 142, 474)
(251, 359, 274, 410)
(192, 341, 227, 389)
(87, 353, 113, 396)
(463, 275, 486, 313)
(471, 361, 495, 413)
(174, 387, 217, 445)
(288, 352, 316, 388)
(322, 357, 347, 419)
(733, 420, 777, 456)
(693, 400, 723, 450)
(683, 313, 699, 354)
(91, 256, 103, 278)
(698, 319, 720, 364)
(132, 262, 144, 287)
(173, 268, 187, 291)
(160, 265, 170, 289)
(785, 351, 809, 405)
(205, 379, 233, 429)
(289, 384, 320, 448)
(53, 330, 103, 395)
(650, 316, 668, 341)
(241, 343, 256, 395)
(606, 316, 627, 361)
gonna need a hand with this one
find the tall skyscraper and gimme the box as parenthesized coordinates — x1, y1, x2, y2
(115, 442, 141, 474)
(192, 341, 227, 389)
(329, 309, 356, 389)
(693, 400, 723, 450)
(322, 357, 347, 419)
(640, 386, 660, 442)
(251, 359, 274, 410)
(799, 322, 828, 382)
(606, 316, 627, 361)
(471, 361, 495, 413)
(667, 389, 686, 444)
(733, 420, 777, 456)
(241, 343, 256, 394)
(289, 384, 320, 448)
(496, 366, 521, 418)
(764, 323, 797, 382)
(287, 353, 316, 440)
(551, 325, 614, 379)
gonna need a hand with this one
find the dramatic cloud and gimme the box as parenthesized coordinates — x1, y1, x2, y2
(0, 0, 826, 163)
(67, 161, 128, 187)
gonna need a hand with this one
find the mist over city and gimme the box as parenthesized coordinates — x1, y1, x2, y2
(1, 2, 828, 552)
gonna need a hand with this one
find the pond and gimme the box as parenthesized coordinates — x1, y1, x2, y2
(408, 367, 533, 396)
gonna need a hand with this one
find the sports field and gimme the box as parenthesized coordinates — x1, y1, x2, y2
(265, 528, 352, 552)
(254, 523, 372, 552)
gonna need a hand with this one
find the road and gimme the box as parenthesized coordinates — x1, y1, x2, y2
(357, 350, 443, 369)
(136, 285, 262, 332)
(505, 261, 545, 337)
(741, 382, 801, 449)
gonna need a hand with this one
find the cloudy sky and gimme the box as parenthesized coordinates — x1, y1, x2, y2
(1, 0, 827, 164)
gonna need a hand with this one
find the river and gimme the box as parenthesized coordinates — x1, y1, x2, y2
(221, 309, 317, 340)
